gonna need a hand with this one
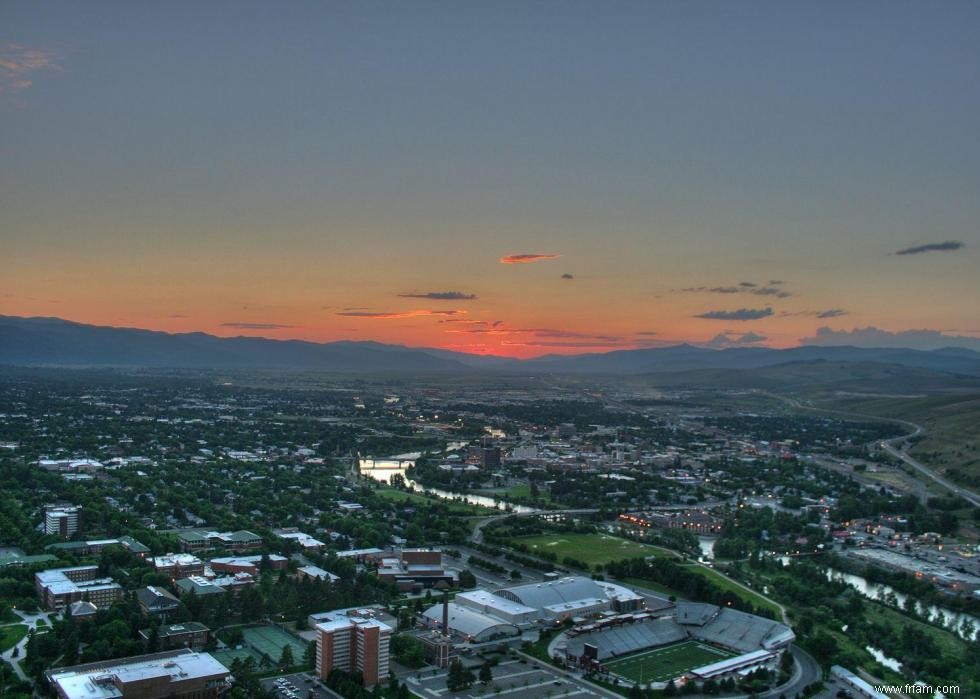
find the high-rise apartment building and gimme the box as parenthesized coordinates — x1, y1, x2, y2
(315, 614, 392, 687)
(44, 504, 82, 538)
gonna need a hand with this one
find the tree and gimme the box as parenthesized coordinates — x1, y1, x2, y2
(279, 644, 294, 669)
(478, 661, 493, 685)
(446, 659, 474, 692)
(458, 569, 477, 588)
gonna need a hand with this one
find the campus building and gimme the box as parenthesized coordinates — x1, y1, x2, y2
(315, 612, 392, 687)
(35, 566, 124, 611)
(150, 554, 205, 580)
(176, 529, 262, 553)
(47, 649, 231, 699)
(44, 504, 82, 538)
(139, 623, 210, 651)
(376, 549, 456, 591)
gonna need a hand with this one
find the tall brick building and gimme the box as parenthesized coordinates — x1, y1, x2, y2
(315, 614, 392, 687)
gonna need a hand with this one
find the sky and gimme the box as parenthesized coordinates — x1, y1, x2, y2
(2, 1, 979, 358)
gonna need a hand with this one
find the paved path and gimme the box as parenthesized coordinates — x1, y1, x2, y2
(1, 609, 57, 683)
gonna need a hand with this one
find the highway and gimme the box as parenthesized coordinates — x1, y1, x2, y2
(766, 392, 980, 508)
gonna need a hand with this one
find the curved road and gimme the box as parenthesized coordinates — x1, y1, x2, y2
(759, 645, 821, 699)
(766, 392, 980, 508)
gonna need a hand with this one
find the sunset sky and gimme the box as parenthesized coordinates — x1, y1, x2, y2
(2, 2, 979, 357)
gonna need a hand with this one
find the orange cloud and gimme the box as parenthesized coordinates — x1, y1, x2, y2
(500, 253, 560, 264)
(0, 43, 60, 95)
(335, 309, 467, 319)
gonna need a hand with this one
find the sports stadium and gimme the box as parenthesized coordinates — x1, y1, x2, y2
(556, 600, 795, 688)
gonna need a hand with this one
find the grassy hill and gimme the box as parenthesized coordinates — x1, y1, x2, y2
(819, 393, 980, 488)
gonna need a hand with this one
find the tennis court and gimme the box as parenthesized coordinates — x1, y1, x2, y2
(242, 625, 308, 662)
(605, 640, 735, 684)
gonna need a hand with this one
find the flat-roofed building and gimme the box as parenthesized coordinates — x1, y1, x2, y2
(177, 529, 262, 553)
(47, 536, 150, 558)
(175, 575, 227, 597)
(209, 554, 287, 575)
(44, 504, 82, 538)
(47, 649, 230, 699)
(275, 528, 326, 550)
(35, 566, 124, 611)
(150, 554, 205, 580)
(140, 623, 210, 651)
(376, 549, 456, 591)
(315, 612, 392, 687)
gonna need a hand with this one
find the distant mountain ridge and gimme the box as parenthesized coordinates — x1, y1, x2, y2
(2, 315, 980, 376)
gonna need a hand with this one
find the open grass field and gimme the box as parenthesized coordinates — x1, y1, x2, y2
(684, 564, 784, 618)
(605, 640, 735, 684)
(514, 533, 679, 568)
(0, 623, 29, 652)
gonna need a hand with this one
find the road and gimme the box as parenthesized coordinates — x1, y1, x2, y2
(766, 392, 980, 508)
(759, 645, 821, 699)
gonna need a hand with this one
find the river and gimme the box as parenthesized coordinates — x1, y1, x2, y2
(358, 457, 536, 514)
(823, 567, 978, 641)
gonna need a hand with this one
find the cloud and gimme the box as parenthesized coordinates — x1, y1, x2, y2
(681, 283, 790, 298)
(221, 322, 294, 330)
(0, 44, 60, 96)
(635, 331, 659, 336)
(502, 339, 629, 349)
(336, 309, 466, 319)
(398, 291, 477, 301)
(894, 241, 965, 256)
(695, 307, 774, 321)
(780, 308, 848, 319)
(444, 326, 623, 342)
(561, 273, 574, 279)
(705, 331, 769, 348)
(500, 253, 560, 264)
(168, 314, 187, 319)
(800, 326, 980, 352)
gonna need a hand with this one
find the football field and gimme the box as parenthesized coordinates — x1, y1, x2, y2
(605, 640, 735, 684)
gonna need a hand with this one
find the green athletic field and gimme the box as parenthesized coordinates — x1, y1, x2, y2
(604, 640, 735, 684)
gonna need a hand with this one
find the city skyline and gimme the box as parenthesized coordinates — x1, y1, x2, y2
(3, 2, 979, 358)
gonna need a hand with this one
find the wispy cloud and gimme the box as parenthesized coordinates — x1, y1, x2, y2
(398, 291, 477, 301)
(502, 339, 628, 349)
(0, 43, 60, 96)
(780, 308, 848, 319)
(561, 273, 574, 280)
(894, 241, 965, 256)
(695, 307, 774, 321)
(500, 253, 560, 264)
(680, 282, 791, 298)
(336, 309, 466, 319)
(221, 322, 294, 329)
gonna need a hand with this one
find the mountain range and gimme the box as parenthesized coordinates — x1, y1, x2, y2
(3, 314, 980, 377)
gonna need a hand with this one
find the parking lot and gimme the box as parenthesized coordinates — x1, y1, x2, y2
(260, 672, 340, 699)
(405, 657, 615, 698)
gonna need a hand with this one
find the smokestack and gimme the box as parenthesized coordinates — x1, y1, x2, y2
(441, 591, 449, 636)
